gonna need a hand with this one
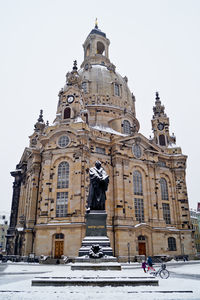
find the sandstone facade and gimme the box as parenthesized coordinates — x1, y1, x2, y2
(6, 24, 195, 261)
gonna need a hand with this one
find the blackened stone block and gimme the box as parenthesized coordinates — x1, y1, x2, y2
(85, 210, 107, 236)
(78, 211, 114, 257)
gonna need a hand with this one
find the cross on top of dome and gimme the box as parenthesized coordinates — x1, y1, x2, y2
(89, 19, 106, 38)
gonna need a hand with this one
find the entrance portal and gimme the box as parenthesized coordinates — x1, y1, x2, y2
(54, 233, 64, 258)
(138, 242, 146, 255)
(54, 241, 64, 258)
(138, 235, 146, 256)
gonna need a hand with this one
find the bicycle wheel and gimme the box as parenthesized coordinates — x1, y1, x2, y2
(159, 269, 169, 279)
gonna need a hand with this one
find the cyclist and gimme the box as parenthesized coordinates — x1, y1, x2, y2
(147, 256, 155, 272)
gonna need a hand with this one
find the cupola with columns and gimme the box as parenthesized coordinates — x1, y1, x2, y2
(53, 20, 139, 134)
(81, 18, 111, 69)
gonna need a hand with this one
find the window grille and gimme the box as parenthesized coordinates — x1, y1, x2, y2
(55, 233, 64, 239)
(96, 147, 105, 154)
(56, 192, 68, 217)
(157, 161, 166, 167)
(168, 237, 176, 251)
(57, 162, 69, 189)
(133, 171, 143, 195)
(58, 135, 69, 148)
(114, 83, 120, 96)
(160, 178, 169, 200)
(123, 120, 131, 134)
(132, 144, 142, 158)
(162, 203, 171, 224)
(134, 198, 144, 222)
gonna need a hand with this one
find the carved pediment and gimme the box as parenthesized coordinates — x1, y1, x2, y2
(117, 133, 160, 154)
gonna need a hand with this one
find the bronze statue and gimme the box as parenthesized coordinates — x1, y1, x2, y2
(87, 161, 109, 211)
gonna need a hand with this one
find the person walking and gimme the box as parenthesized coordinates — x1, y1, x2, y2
(141, 260, 147, 273)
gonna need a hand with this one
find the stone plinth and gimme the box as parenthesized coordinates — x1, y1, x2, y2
(85, 210, 107, 236)
(79, 211, 113, 257)
(71, 262, 121, 271)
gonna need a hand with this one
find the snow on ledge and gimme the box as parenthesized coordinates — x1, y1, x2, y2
(134, 223, 147, 228)
(74, 116, 84, 123)
(17, 227, 24, 232)
(91, 125, 127, 136)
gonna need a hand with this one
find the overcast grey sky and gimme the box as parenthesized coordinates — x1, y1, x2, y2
(0, 0, 200, 217)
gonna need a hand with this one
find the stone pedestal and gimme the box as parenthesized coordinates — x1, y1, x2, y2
(78, 210, 113, 257)
(85, 210, 107, 236)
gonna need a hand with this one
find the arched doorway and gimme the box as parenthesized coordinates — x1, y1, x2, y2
(54, 233, 64, 258)
(138, 235, 146, 256)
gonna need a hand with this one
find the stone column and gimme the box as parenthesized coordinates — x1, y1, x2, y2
(6, 170, 22, 255)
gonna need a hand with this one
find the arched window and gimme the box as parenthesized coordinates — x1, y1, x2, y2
(64, 107, 71, 119)
(123, 120, 131, 134)
(55, 233, 64, 239)
(133, 171, 143, 195)
(133, 171, 144, 222)
(160, 178, 169, 200)
(82, 82, 87, 93)
(168, 237, 176, 251)
(84, 113, 88, 124)
(159, 134, 166, 146)
(97, 41, 105, 55)
(138, 235, 145, 241)
(57, 162, 69, 189)
(132, 144, 142, 158)
(114, 83, 120, 96)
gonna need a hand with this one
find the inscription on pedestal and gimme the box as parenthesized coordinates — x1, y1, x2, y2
(85, 211, 107, 236)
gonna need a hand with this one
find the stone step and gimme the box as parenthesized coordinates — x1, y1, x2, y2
(39, 258, 64, 265)
(71, 262, 121, 270)
(75, 256, 117, 263)
(32, 276, 159, 287)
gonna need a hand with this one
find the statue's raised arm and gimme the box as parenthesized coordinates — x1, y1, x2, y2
(87, 161, 109, 212)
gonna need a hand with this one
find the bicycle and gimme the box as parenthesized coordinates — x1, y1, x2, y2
(149, 263, 170, 279)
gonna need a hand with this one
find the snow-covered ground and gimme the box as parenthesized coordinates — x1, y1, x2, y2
(0, 261, 200, 300)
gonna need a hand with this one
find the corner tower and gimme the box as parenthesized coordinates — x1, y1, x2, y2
(151, 92, 176, 147)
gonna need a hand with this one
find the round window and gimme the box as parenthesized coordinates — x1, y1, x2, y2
(58, 135, 69, 148)
(132, 144, 142, 158)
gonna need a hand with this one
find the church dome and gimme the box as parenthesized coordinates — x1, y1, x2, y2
(78, 24, 139, 132)
(79, 64, 134, 112)
(61, 24, 139, 134)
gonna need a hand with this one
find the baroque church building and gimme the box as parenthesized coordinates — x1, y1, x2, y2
(7, 24, 195, 260)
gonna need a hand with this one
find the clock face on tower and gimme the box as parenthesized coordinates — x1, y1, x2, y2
(67, 95, 74, 104)
(157, 123, 164, 131)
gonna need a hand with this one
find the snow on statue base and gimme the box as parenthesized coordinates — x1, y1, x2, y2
(71, 209, 121, 270)
(78, 210, 114, 258)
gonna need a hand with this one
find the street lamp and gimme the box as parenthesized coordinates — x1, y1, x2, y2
(127, 242, 130, 264)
